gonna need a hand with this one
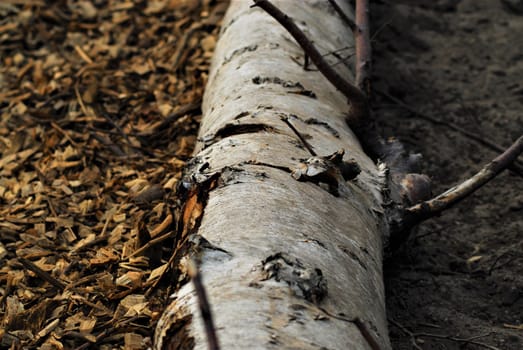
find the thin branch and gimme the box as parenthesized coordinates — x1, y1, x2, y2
(319, 307, 382, 350)
(328, 0, 356, 31)
(140, 101, 202, 137)
(18, 257, 67, 291)
(128, 230, 175, 258)
(294, 52, 355, 72)
(370, 19, 392, 44)
(171, 23, 216, 70)
(414, 332, 500, 350)
(389, 319, 499, 350)
(353, 318, 382, 350)
(388, 319, 423, 350)
(355, 0, 371, 94)
(377, 90, 523, 177)
(281, 116, 317, 156)
(144, 248, 178, 297)
(252, 0, 369, 125)
(187, 259, 220, 350)
(95, 103, 133, 147)
(488, 249, 515, 275)
(404, 135, 523, 227)
(252, 0, 393, 165)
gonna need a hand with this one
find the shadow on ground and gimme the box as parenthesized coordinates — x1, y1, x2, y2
(372, 0, 523, 349)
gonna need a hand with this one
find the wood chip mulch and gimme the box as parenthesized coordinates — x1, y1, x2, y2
(0, 1, 227, 348)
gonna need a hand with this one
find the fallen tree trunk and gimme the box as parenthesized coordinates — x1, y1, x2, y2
(155, 1, 391, 349)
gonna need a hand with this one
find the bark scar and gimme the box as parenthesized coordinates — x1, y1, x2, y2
(199, 123, 278, 149)
(291, 149, 361, 196)
(259, 252, 327, 304)
(252, 76, 316, 97)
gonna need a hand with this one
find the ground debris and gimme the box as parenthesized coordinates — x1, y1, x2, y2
(0, 1, 226, 348)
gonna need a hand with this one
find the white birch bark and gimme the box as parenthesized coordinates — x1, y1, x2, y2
(155, 1, 391, 349)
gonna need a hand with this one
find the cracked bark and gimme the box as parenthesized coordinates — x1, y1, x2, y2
(155, 1, 391, 349)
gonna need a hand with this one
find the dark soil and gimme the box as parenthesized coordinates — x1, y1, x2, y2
(371, 0, 523, 349)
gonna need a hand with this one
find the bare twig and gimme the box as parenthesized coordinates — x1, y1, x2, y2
(404, 135, 523, 228)
(144, 249, 178, 297)
(252, 0, 395, 164)
(389, 319, 499, 350)
(95, 103, 133, 146)
(353, 318, 382, 350)
(140, 101, 201, 137)
(50, 121, 80, 149)
(414, 332, 500, 350)
(72, 315, 144, 350)
(90, 132, 126, 157)
(171, 1, 227, 70)
(18, 257, 67, 291)
(187, 260, 220, 350)
(171, 23, 213, 70)
(293, 51, 355, 72)
(328, 0, 356, 31)
(388, 319, 422, 350)
(281, 116, 317, 156)
(128, 230, 175, 258)
(378, 90, 523, 176)
(488, 250, 516, 275)
(355, 0, 371, 94)
(252, 0, 369, 125)
(318, 307, 382, 350)
(71, 216, 111, 254)
(70, 294, 113, 314)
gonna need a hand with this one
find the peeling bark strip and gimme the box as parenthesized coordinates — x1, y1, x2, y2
(155, 1, 391, 349)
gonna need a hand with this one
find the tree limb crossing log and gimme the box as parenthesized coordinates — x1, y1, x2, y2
(403, 135, 523, 228)
(155, 1, 391, 349)
(253, 0, 369, 127)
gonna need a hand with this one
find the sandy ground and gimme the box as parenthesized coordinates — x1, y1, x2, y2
(371, 0, 523, 349)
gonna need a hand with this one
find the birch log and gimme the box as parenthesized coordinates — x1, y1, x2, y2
(155, 1, 391, 349)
